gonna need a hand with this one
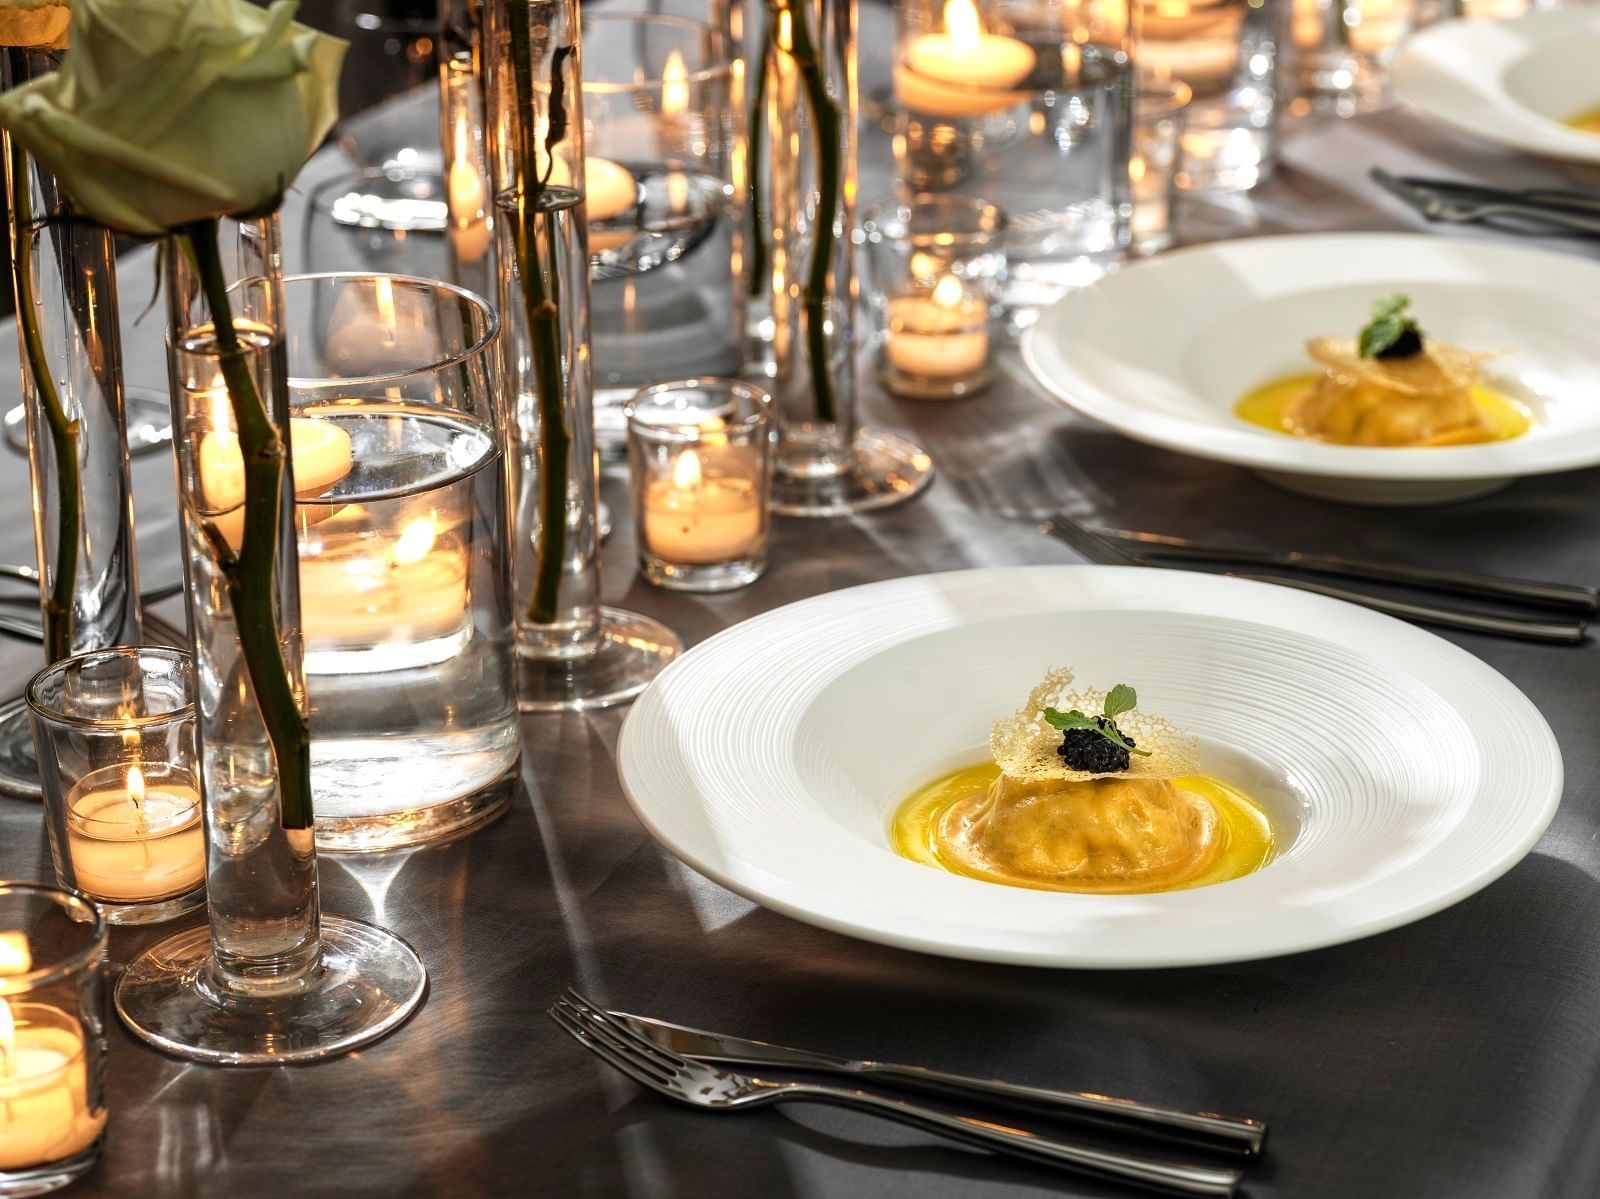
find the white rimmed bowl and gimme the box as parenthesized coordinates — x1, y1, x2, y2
(1020, 233, 1600, 505)
(1392, 8, 1600, 166)
(617, 566, 1562, 969)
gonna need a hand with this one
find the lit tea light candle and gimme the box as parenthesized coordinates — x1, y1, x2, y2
(299, 510, 470, 646)
(448, 109, 491, 265)
(886, 275, 990, 380)
(643, 445, 763, 565)
(894, 0, 1036, 119)
(550, 155, 640, 224)
(1137, 0, 1244, 87)
(63, 763, 205, 905)
(197, 399, 354, 553)
(0, 934, 28, 975)
(0, 999, 105, 1171)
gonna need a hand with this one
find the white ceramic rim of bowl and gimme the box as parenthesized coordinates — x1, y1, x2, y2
(616, 566, 1562, 969)
(1019, 232, 1600, 482)
(1391, 8, 1600, 165)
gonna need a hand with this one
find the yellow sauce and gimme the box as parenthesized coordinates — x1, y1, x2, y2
(1565, 106, 1600, 134)
(892, 761, 1275, 894)
(1234, 372, 1531, 445)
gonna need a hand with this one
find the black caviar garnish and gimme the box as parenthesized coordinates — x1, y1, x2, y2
(1057, 717, 1136, 773)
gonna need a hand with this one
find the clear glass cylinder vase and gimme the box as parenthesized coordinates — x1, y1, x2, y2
(750, 0, 933, 516)
(0, 44, 142, 800)
(440, 0, 497, 299)
(484, 0, 681, 710)
(115, 215, 424, 1066)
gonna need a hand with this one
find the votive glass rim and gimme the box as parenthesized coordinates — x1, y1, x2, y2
(1136, 76, 1193, 118)
(860, 194, 1008, 244)
(625, 377, 774, 442)
(0, 883, 107, 994)
(281, 271, 500, 390)
(25, 646, 195, 732)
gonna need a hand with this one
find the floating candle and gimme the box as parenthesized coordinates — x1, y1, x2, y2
(63, 764, 205, 905)
(886, 275, 990, 381)
(642, 445, 763, 565)
(0, 1002, 106, 1170)
(1137, 0, 1244, 89)
(197, 407, 354, 553)
(299, 509, 470, 647)
(894, 0, 1036, 119)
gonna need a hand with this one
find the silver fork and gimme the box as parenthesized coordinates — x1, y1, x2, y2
(1044, 517, 1588, 645)
(549, 991, 1244, 1196)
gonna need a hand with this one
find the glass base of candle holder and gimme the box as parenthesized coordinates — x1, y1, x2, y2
(113, 914, 426, 1066)
(772, 429, 935, 519)
(315, 769, 516, 854)
(516, 607, 682, 713)
(642, 554, 766, 594)
(4, 386, 173, 459)
(878, 363, 996, 402)
(0, 697, 41, 799)
(96, 884, 206, 927)
(0, 1137, 104, 1197)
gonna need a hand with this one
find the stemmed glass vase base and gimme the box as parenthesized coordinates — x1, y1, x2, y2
(0, 697, 40, 799)
(114, 915, 427, 1065)
(516, 607, 682, 713)
(772, 429, 935, 518)
(4, 386, 173, 458)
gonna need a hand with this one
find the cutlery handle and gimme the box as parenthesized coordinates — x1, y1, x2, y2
(1479, 202, 1600, 235)
(1236, 574, 1587, 644)
(861, 1062, 1266, 1157)
(785, 1082, 1242, 1196)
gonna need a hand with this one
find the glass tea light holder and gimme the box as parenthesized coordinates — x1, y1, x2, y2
(0, 884, 108, 1195)
(861, 196, 1006, 400)
(1292, 0, 1417, 115)
(26, 648, 204, 926)
(583, 12, 745, 454)
(1135, 0, 1288, 194)
(1131, 79, 1190, 256)
(892, 0, 1133, 334)
(625, 379, 775, 592)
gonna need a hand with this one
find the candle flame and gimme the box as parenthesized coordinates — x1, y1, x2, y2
(777, 8, 793, 52)
(945, 0, 982, 50)
(932, 274, 965, 308)
(448, 114, 485, 218)
(0, 933, 30, 975)
(127, 763, 146, 820)
(673, 449, 703, 490)
(205, 378, 230, 435)
(666, 170, 689, 215)
(662, 50, 689, 116)
(393, 513, 439, 566)
(374, 275, 397, 335)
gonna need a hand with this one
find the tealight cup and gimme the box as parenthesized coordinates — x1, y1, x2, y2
(626, 379, 775, 592)
(861, 195, 1005, 399)
(0, 883, 108, 1195)
(26, 648, 205, 926)
(1132, 79, 1191, 256)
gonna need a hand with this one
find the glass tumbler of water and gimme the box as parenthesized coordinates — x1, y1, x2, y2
(580, 11, 747, 454)
(281, 272, 521, 853)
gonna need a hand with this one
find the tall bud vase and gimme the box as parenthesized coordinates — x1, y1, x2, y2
(484, 0, 681, 711)
(440, 0, 497, 301)
(0, 43, 143, 799)
(115, 215, 425, 1065)
(753, 0, 932, 517)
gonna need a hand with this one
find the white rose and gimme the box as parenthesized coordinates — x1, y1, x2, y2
(0, 0, 345, 235)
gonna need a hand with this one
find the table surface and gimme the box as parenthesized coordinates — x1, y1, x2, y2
(3, 79, 1600, 1199)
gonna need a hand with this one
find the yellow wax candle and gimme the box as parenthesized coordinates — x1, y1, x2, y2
(895, 0, 1036, 119)
(0, 933, 28, 975)
(550, 156, 640, 224)
(643, 446, 763, 565)
(64, 765, 204, 905)
(0, 1002, 106, 1170)
(885, 276, 989, 380)
(447, 107, 491, 265)
(198, 413, 354, 553)
(1138, 0, 1244, 88)
(322, 275, 443, 377)
(299, 510, 470, 647)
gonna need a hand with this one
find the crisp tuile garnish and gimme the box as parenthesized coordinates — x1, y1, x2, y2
(1358, 293, 1424, 360)
(991, 668, 1198, 783)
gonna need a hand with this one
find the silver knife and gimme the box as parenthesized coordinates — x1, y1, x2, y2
(609, 1010, 1267, 1158)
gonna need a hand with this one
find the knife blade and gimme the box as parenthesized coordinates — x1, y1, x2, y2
(608, 1009, 1267, 1157)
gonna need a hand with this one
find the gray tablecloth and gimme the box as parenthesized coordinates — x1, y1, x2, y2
(2, 86, 1599, 1199)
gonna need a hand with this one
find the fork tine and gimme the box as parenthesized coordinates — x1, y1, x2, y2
(548, 1005, 677, 1094)
(1045, 515, 1142, 567)
(554, 997, 681, 1084)
(562, 989, 693, 1075)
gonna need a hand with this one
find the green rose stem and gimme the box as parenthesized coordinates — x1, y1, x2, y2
(180, 217, 313, 832)
(746, 24, 770, 297)
(773, 0, 841, 426)
(8, 138, 80, 661)
(507, 1, 569, 625)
